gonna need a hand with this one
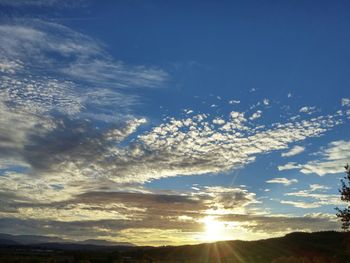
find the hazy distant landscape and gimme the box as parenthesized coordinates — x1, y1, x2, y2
(0, 231, 349, 262)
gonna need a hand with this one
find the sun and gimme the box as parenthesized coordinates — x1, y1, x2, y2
(201, 216, 226, 242)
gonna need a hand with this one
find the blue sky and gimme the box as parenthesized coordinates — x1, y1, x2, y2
(0, 0, 349, 245)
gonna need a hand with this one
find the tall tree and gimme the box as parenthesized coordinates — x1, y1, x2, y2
(336, 164, 350, 230)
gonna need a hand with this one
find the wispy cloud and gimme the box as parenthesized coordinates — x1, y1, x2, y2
(281, 145, 305, 157)
(280, 200, 321, 209)
(280, 184, 342, 209)
(0, 20, 167, 89)
(278, 140, 350, 176)
(266, 177, 298, 186)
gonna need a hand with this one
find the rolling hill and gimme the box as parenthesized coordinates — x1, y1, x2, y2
(0, 231, 349, 262)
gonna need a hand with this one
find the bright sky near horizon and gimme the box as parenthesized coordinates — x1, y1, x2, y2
(0, 0, 350, 246)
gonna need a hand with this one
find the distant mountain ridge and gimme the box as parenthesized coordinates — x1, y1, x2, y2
(0, 233, 134, 247)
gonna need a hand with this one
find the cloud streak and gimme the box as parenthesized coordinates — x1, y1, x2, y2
(280, 184, 342, 209)
(278, 140, 350, 176)
(281, 145, 305, 157)
(266, 177, 298, 186)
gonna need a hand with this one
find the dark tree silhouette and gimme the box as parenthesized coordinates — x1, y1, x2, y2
(336, 164, 350, 230)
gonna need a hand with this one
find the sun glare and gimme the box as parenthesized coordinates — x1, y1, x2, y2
(202, 216, 226, 242)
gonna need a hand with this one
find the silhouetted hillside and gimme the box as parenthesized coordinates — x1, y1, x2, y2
(125, 231, 350, 263)
(0, 231, 349, 262)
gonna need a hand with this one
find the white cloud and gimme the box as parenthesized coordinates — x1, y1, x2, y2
(118, 111, 340, 184)
(278, 140, 350, 176)
(249, 110, 262, 120)
(184, 109, 194, 115)
(341, 98, 350, 107)
(0, 18, 167, 156)
(281, 145, 305, 157)
(280, 200, 321, 209)
(0, 76, 83, 115)
(229, 100, 240, 104)
(201, 186, 259, 212)
(309, 184, 330, 191)
(283, 184, 343, 208)
(266, 177, 298, 186)
(278, 162, 299, 171)
(0, 19, 169, 202)
(0, 59, 23, 73)
(0, 107, 344, 203)
(299, 106, 316, 114)
(212, 118, 225, 125)
(62, 59, 168, 88)
(0, 21, 167, 90)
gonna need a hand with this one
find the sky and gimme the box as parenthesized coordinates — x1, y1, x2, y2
(0, 0, 350, 246)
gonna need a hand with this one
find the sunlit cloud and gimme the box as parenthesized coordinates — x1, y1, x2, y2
(266, 177, 298, 186)
(281, 145, 305, 157)
(278, 140, 350, 176)
(280, 200, 322, 209)
(280, 184, 343, 209)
